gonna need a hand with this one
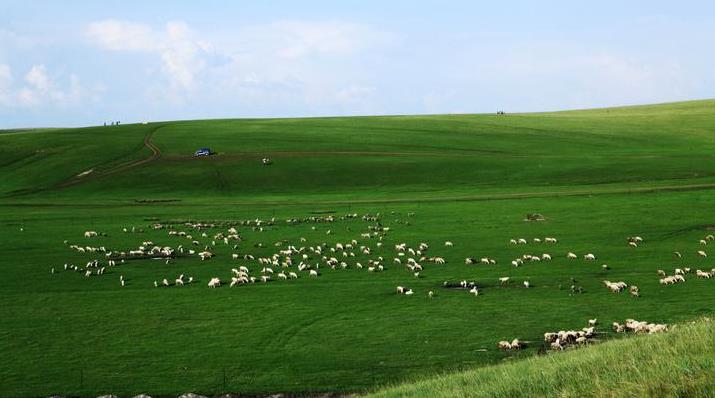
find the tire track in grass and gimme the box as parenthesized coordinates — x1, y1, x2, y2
(3, 125, 164, 197)
(56, 125, 163, 187)
(3, 180, 715, 208)
(196, 181, 715, 206)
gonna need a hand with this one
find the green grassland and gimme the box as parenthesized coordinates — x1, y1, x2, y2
(368, 317, 715, 398)
(1, 100, 715, 397)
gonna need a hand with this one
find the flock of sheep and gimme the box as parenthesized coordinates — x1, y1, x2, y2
(52, 211, 715, 357)
(499, 316, 669, 352)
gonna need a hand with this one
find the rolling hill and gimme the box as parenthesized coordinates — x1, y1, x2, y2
(1, 100, 714, 397)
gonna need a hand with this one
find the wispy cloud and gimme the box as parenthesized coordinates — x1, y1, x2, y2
(0, 64, 90, 108)
(252, 20, 396, 58)
(85, 19, 395, 109)
(86, 20, 213, 92)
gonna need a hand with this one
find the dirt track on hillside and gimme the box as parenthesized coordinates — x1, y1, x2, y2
(55, 127, 163, 188)
(2, 126, 163, 197)
(5, 123, 715, 204)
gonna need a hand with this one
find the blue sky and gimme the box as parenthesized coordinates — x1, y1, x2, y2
(1, 0, 713, 127)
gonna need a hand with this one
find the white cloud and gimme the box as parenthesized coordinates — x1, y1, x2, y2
(25, 65, 50, 91)
(83, 19, 396, 114)
(86, 20, 157, 51)
(266, 21, 394, 58)
(0, 64, 90, 108)
(86, 20, 210, 92)
(0, 64, 12, 104)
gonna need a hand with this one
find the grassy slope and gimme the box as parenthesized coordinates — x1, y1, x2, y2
(367, 318, 715, 398)
(0, 100, 714, 397)
(2, 99, 715, 201)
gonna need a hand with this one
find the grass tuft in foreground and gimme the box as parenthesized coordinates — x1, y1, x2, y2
(367, 317, 715, 398)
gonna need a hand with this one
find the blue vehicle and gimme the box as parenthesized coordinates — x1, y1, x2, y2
(193, 147, 212, 157)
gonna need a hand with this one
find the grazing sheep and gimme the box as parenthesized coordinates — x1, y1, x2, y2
(615, 319, 668, 334)
(428, 290, 434, 298)
(603, 280, 627, 293)
(697, 250, 707, 257)
(567, 252, 577, 260)
(309, 270, 319, 277)
(445, 241, 453, 247)
(584, 253, 596, 261)
(198, 251, 214, 260)
(629, 286, 640, 297)
(588, 319, 597, 326)
(612, 322, 626, 333)
(696, 269, 712, 279)
(499, 277, 510, 285)
(523, 281, 530, 288)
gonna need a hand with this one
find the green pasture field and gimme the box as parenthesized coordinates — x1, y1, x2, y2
(1, 100, 714, 397)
